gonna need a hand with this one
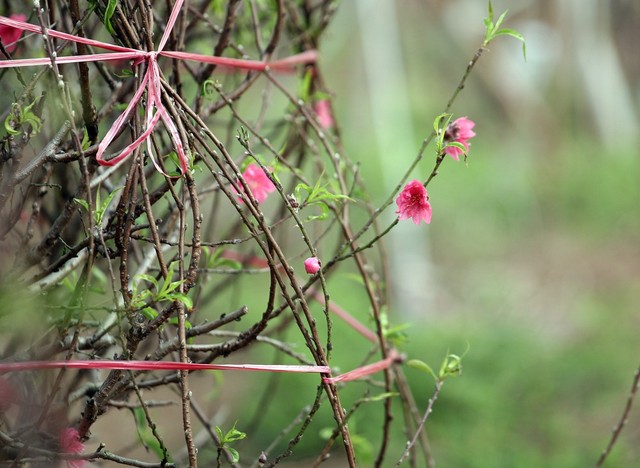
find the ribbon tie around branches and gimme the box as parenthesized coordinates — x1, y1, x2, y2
(0, 0, 316, 175)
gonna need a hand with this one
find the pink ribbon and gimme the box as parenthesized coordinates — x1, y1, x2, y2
(0, 359, 330, 374)
(0, 354, 401, 384)
(322, 349, 401, 384)
(0, 0, 316, 174)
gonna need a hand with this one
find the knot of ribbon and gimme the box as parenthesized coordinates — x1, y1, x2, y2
(0, 0, 316, 175)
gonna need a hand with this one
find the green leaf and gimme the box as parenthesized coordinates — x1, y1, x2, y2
(171, 292, 193, 309)
(494, 9, 509, 30)
(438, 353, 464, 379)
(494, 28, 527, 59)
(81, 128, 91, 150)
(306, 202, 330, 221)
(104, 0, 118, 34)
(294, 177, 352, 222)
(73, 198, 90, 212)
(95, 186, 122, 224)
(217, 421, 246, 445)
(4, 111, 19, 135)
(140, 307, 158, 320)
(4, 101, 41, 137)
(433, 113, 451, 135)
(407, 359, 437, 380)
(21, 102, 42, 132)
(137, 273, 160, 290)
(227, 447, 240, 463)
(132, 407, 168, 461)
(114, 68, 135, 78)
(444, 141, 467, 157)
(166, 150, 187, 175)
(299, 68, 313, 102)
(483, 1, 526, 60)
(433, 112, 452, 152)
(224, 427, 247, 443)
(201, 79, 218, 98)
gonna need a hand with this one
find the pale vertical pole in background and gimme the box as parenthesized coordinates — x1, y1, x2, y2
(355, 0, 435, 317)
(563, 0, 639, 147)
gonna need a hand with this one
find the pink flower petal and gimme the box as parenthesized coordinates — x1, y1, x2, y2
(236, 163, 276, 204)
(0, 14, 26, 53)
(395, 180, 432, 225)
(444, 116, 476, 161)
(59, 427, 86, 468)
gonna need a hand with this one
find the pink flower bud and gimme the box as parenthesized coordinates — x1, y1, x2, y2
(304, 257, 321, 274)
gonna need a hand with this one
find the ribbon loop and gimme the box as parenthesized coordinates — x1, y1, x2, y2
(0, 1, 316, 176)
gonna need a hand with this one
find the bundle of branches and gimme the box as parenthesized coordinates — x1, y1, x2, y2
(0, 0, 400, 466)
(0, 0, 525, 465)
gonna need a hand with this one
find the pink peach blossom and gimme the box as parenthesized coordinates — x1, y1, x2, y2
(237, 163, 276, 204)
(395, 180, 432, 225)
(444, 116, 476, 161)
(0, 14, 26, 54)
(59, 427, 86, 468)
(304, 257, 321, 274)
(314, 100, 333, 129)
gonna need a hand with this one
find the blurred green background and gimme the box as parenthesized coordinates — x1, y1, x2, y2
(1, 0, 638, 466)
(233, 0, 640, 466)
(5, 0, 632, 466)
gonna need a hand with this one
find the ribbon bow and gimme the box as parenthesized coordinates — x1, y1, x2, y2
(0, 0, 316, 174)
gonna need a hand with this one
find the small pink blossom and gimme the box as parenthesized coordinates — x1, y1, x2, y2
(237, 163, 276, 204)
(0, 14, 26, 54)
(395, 180, 432, 225)
(304, 257, 321, 274)
(444, 116, 476, 161)
(313, 100, 334, 129)
(59, 427, 86, 468)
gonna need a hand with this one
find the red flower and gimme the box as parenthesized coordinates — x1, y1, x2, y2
(237, 163, 276, 204)
(304, 257, 321, 274)
(0, 14, 26, 54)
(444, 116, 476, 161)
(59, 427, 86, 468)
(395, 180, 432, 225)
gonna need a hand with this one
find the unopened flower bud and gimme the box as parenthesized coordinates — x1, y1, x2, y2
(304, 257, 321, 274)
